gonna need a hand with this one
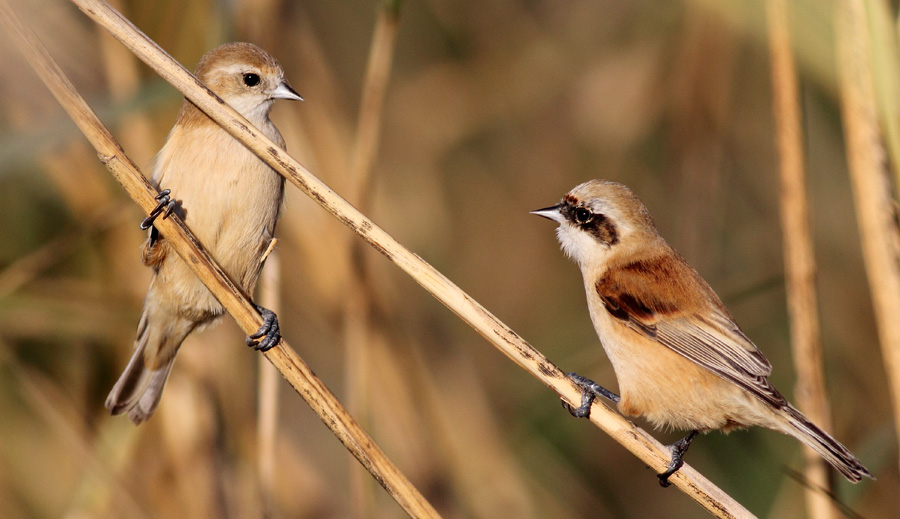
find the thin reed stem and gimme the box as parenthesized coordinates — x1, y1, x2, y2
(837, 0, 900, 474)
(765, 0, 837, 516)
(344, 5, 401, 518)
(347, 1, 400, 207)
(257, 249, 281, 518)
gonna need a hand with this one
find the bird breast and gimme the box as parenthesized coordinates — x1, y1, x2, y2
(153, 122, 285, 290)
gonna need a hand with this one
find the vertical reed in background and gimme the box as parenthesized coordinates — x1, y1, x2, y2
(257, 249, 281, 518)
(837, 0, 900, 474)
(97, 0, 155, 163)
(231, 0, 285, 515)
(343, 4, 401, 517)
(765, 0, 836, 516)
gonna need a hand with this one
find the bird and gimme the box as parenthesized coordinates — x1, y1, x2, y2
(532, 179, 873, 486)
(105, 42, 302, 425)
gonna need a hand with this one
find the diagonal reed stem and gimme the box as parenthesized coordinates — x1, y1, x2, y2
(11, 0, 754, 516)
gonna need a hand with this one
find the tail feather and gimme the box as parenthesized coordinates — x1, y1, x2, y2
(126, 363, 175, 425)
(783, 404, 873, 483)
(106, 306, 192, 425)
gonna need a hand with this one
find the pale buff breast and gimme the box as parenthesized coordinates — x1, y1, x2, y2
(151, 122, 284, 314)
(585, 287, 771, 432)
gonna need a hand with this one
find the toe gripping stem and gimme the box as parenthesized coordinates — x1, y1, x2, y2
(657, 430, 699, 487)
(246, 303, 281, 352)
(562, 372, 620, 419)
(140, 189, 176, 230)
(560, 372, 698, 488)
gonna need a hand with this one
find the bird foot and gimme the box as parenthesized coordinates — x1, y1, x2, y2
(561, 372, 620, 419)
(657, 430, 699, 487)
(140, 189, 176, 230)
(246, 303, 281, 351)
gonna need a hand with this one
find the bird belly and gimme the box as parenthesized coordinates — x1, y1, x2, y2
(151, 126, 284, 316)
(593, 317, 757, 432)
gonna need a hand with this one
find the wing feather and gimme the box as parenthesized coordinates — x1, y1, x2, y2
(596, 254, 785, 406)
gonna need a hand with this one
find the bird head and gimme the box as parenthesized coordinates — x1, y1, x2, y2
(194, 42, 302, 123)
(532, 180, 659, 268)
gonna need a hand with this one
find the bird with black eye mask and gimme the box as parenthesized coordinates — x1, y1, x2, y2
(533, 179, 873, 486)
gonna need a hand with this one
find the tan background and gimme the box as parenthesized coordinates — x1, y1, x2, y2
(0, 0, 891, 517)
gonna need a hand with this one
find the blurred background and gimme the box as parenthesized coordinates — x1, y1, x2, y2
(0, 0, 895, 517)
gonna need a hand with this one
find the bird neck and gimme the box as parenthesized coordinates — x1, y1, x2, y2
(175, 98, 273, 132)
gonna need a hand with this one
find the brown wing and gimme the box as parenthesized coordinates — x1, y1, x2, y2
(596, 254, 785, 406)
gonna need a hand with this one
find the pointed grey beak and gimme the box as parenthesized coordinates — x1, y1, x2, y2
(271, 81, 303, 101)
(531, 204, 565, 224)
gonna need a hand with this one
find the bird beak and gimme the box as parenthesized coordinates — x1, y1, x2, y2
(530, 204, 565, 224)
(271, 81, 303, 101)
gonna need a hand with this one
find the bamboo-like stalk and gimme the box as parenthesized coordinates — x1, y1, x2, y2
(344, 4, 401, 518)
(96, 0, 155, 164)
(837, 0, 900, 473)
(229, 0, 285, 514)
(765, 1, 837, 517)
(347, 0, 400, 206)
(257, 249, 281, 519)
(344, 270, 374, 519)
(16, 0, 754, 516)
(0, 4, 442, 519)
(865, 0, 900, 195)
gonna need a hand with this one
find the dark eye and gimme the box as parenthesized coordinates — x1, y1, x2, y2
(574, 207, 592, 224)
(243, 73, 261, 87)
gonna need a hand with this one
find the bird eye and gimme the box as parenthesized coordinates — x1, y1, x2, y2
(574, 207, 592, 224)
(243, 73, 261, 87)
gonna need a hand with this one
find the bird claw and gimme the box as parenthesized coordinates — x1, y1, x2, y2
(657, 430, 699, 487)
(561, 388, 595, 418)
(562, 372, 620, 419)
(246, 303, 280, 351)
(140, 189, 176, 230)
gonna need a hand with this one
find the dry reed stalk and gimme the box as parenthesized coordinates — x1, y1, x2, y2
(13, 0, 755, 516)
(765, 0, 837, 516)
(96, 0, 155, 163)
(227, 1, 285, 514)
(0, 3, 442, 518)
(837, 0, 900, 473)
(344, 283, 374, 519)
(347, 1, 400, 205)
(57, 0, 755, 516)
(257, 249, 281, 518)
(343, 4, 401, 517)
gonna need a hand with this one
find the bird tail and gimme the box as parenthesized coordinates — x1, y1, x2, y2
(105, 305, 192, 425)
(781, 404, 873, 483)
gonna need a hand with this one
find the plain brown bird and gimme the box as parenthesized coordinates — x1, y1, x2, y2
(106, 42, 302, 424)
(533, 179, 873, 486)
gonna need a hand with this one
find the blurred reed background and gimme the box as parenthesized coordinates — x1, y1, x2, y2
(0, 0, 895, 517)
